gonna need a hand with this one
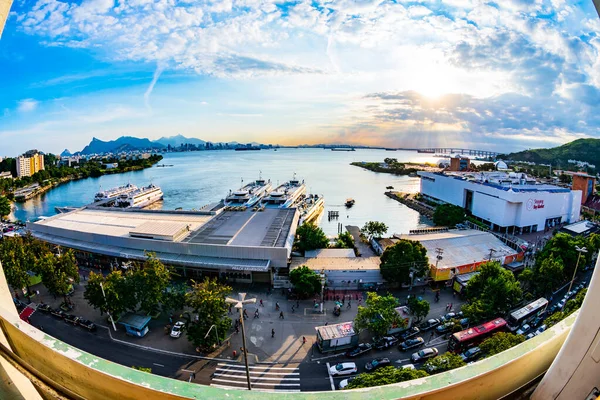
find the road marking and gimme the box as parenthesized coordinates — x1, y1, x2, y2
(181, 369, 194, 373)
(394, 358, 410, 363)
(210, 383, 300, 392)
(214, 373, 300, 381)
(153, 363, 164, 367)
(217, 363, 298, 370)
(212, 378, 300, 387)
(326, 362, 335, 391)
(216, 369, 300, 376)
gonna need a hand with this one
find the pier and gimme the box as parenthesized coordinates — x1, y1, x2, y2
(327, 210, 339, 221)
(385, 191, 435, 219)
(417, 148, 499, 158)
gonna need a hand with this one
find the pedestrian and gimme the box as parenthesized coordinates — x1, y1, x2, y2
(254, 309, 259, 318)
(276, 302, 280, 311)
(347, 301, 351, 309)
(260, 299, 264, 307)
(342, 297, 345, 305)
(235, 325, 239, 334)
(279, 311, 284, 319)
(325, 322, 328, 326)
(291, 305, 295, 313)
(228, 304, 232, 314)
(14, 291, 19, 300)
(243, 309, 248, 319)
(445, 303, 449, 312)
(296, 300, 299, 308)
(449, 302, 453, 311)
(302, 336, 306, 344)
(169, 316, 173, 324)
(358, 299, 362, 306)
(313, 299, 316, 306)
(272, 328, 275, 338)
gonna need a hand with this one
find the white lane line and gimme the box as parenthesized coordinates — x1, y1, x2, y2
(214, 374, 300, 381)
(394, 358, 410, 363)
(216, 368, 299, 376)
(210, 384, 300, 392)
(152, 363, 164, 367)
(217, 363, 298, 370)
(212, 378, 300, 387)
(326, 362, 335, 391)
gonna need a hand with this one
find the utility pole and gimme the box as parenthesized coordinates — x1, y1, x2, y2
(568, 246, 587, 293)
(225, 293, 256, 390)
(435, 248, 444, 269)
(488, 248, 497, 261)
(100, 282, 117, 332)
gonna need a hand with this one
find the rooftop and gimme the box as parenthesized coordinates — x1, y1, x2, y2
(316, 321, 355, 340)
(305, 248, 356, 258)
(290, 256, 381, 271)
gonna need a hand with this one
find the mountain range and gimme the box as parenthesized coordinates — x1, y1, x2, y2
(500, 138, 600, 168)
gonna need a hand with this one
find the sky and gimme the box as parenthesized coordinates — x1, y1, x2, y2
(0, 0, 599, 156)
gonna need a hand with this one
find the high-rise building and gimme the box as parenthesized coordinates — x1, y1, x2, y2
(16, 150, 44, 178)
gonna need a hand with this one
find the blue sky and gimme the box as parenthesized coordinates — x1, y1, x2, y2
(1, 0, 599, 155)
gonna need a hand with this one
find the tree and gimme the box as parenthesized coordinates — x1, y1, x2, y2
(361, 221, 388, 239)
(463, 261, 522, 322)
(161, 283, 187, 314)
(289, 266, 322, 298)
(534, 233, 591, 282)
(131, 254, 171, 314)
(0, 236, 33, 295)
(558, 173, 572, 184)
(295, 223, 329, 252)
(433, 204, 466, 227)
(423, 353, 466, 374)
(84, 271, 134, 318)
(383, 158, 398, 166)
(185, 278, 232, 349)
(380, 239, 429, 286)
(354, 292, 404, 337)
(0, 196, 10, 219)
(407, 296, 430, 322)
(479, 332, 525, 356)
(518, 268, 535, 293)
(346, 366, 428, 389)
(534, 258, 565, 296)
(334, 231, 354, 249)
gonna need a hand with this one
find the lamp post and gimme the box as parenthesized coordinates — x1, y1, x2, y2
(568, 246, 587, 293)
(320, 269, 326, 314)
(204, 324, 220, 346)
(225, 293, 256, 390)
(99, 282, 117, 332)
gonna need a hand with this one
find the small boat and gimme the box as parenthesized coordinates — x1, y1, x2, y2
(345, 198, 355, 207)
(386, 186, 394, 190)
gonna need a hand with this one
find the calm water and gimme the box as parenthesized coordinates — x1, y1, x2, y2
(13, 149, 438, 236)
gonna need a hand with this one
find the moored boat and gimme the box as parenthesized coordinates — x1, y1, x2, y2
(225, 174, 272, 207)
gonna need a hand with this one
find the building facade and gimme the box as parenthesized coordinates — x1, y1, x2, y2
(16, 151, 44, 178)
(419, 171, 582, 234)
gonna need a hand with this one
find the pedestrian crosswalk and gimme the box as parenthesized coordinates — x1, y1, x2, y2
(210, 363, 301, 392)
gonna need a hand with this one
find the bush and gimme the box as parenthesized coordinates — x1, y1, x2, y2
(433, 204, 466, 227)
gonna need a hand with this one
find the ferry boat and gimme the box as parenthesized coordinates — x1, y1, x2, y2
(297, 194, 325, 224)
(261, 174, 306, 208)
(114, 184, 163, 208)
(94, 183, 138, 203)
(225, 175, 272, 207)
(345, 198, 356, 207)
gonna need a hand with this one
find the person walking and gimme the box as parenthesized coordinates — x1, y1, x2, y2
(291, 305, 295, 313)
(228, 304, 232, 314)
(275, 302, 280, 311)
(260, 299, 264, 307)
(243, 309, 248, 320)
(279, 311, 284, 319)
(296, 300, 300, 308)
(254, 309, 259, 319)
(271, 328, 275, 338)
(347, 301, 351, 309)
(302, 336, 306, 344)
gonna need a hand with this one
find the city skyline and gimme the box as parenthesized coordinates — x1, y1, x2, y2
(1, 0, 599, 155)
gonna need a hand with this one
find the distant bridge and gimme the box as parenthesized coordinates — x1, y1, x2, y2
(417, 148, 500, 157)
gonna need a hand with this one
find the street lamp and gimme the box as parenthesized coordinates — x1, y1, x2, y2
(319, 269, 326, 314)
(99, 282, 117, 332)
(225, 292, 256, 390)
(204, 324, 220, 346)
(568, 246, 587, 293)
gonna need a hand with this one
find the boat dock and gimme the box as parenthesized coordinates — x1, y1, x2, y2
(385, 191, 435, 219)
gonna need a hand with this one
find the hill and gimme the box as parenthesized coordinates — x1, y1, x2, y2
(60, 149, 72, 157)
(78, 137, 165, 155)
(500, 138, 600, 168)
(155, 134, 206, 147)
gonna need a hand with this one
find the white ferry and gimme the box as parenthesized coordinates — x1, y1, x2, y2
(115, 184, 163, 208)
(94, 183, 138, 203)
(261, 174, 306, 208)
(297, 194, 325, 225)
(225, 175, 272, 207)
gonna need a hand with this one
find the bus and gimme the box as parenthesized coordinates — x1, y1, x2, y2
(448, 318, 507, 353)
(507, 298, 548, 331)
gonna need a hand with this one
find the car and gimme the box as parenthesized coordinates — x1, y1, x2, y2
(398, 326, 420, 341)
(400, 337, 425, 351)
(64, 314, 79, 325)
(440, 312, 456, 322)
(419, 318, 441, 331)
(516, 324, 531, 335)
(329, 362, 358, 377)
(50, 308, 66, 319)
(534, 325, 547, 335)
(77, 319, 97, 332)
(37, 303, 52, 313)
(399, 363, 415, 370)
(460, 347, 482, 362)
(526, 332, 536, 340)
(346, 343, 373, 357)
(411, 347, 438, 362)
(531, 316, 544, 328)
(339, 377, 354, 390)
(170, 321, 185, 338)
(374, 336, 399, 350)
(365, 358, 391, 372)
(458, 318, 470, 327)
(557, 298, 567, 309)
(547, 304, 559, 315)
(436, 322, 455, 334)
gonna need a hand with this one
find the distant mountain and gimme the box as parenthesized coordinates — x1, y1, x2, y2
(78, 136, 165, 155)
(155, 134, 206, 147)
(500, 138, 600, 167)
(60, 149, 72, 157)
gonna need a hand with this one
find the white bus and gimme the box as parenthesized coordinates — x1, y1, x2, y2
(507, 298, 548, 331)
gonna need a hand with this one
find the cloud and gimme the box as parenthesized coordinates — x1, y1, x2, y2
(17, 99, 38, 112)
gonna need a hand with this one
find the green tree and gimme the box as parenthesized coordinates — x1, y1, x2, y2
(383, 158, 398, 166)
(185, 278, 232, 349)
(407, 296, 430, 322)
(361, 221, 388, 239)
(544, 311, 566, 327)
(0, 196, 10, 219)
(463, 262, 522, 321)
(346, 366, 428, 389)
(380, 239, 429, 286)
(84, 271, 135, 318)
(433, 204, 466, 227)
(39, 249, 80, 303)
(295, 223, 329, 252)
(518, 268, 535, 293)
(535, 233, 591, 282)
(289, 266, 322, 298)
(423, 352, 466, 374)
(479, 332, 525, 356)
(131, 254, 171, 314)
(334, 231, 355, 249)
(558, 173, 572, 184)
(161, 283, 187, 314)
(354, 292, 404, 337)
(534, 258, 565, 296)
(0, 237, 33, 296)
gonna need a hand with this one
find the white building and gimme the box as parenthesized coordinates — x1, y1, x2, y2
(418, 171, 581, 234)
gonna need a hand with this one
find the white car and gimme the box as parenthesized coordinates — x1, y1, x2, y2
(339, 377, 354, 389)
(329, 362, 358, 377)
(170, 321, 185, 338)
(534, 325, 547, 335)
(400, 363, 415, 370)
(516, 324, 531, 335)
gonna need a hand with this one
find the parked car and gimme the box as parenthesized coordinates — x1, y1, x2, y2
(531, 316, 544, 328)
(516, 324, 531, 335)
(419, 318, 441, 331)
(77, 319, 97, 332)
(346, 343, 373, 357)
(460, 347, 482, 362)
(398, 326, 420, 341)
(37, 303, 52, 313)
(365, 358, 391, 372)
(557, 298, 567, 310)
(170, 321, 185, 338)
(399, 363, 415, 370)
(534, 325, 547, 335)
(64, 314, 79, 325)
(547, 304, 559, 315)
(329, 362, 358, 377)
(411, 347, 439, 362)
(440, 312, 456, 322)
(374, 336, 399, 350)
(526, 332, 536, 340)
(458, 318, 470, 328)
(400, 337, 425, 351)
(50, 309, 66, 319)
(339, 377, 354, 390)
(436, 322, 455, 334)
